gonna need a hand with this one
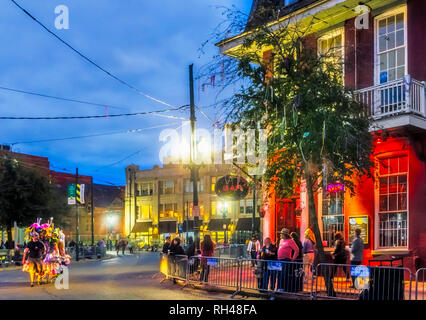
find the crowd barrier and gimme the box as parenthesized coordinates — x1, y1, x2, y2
(160, 254, 424, 300)
(416, 268, 426, 300)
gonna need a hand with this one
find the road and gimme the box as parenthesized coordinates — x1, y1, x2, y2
(0, 252, 245, 300)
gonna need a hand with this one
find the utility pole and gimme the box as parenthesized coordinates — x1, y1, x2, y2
(75, 168, 80, 262)
(252, 175, 256, 237)
(91, 177, 94, 246)
(189, 64, 200, 250)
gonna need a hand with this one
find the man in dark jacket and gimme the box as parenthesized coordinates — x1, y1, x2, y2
(162, 236, 172, 254)
(185, 237, 195, 258)
(168, 238, 184, 283)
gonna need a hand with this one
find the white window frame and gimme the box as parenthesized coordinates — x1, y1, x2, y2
(374, 152, 409, 250)
(317, 27, 345, 84)
(374, 6, 408, 86)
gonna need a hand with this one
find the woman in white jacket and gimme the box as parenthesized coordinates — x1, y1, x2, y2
(247, 236, 261, 266)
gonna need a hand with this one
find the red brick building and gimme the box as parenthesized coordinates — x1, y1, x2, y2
(218, 0, 426, 269)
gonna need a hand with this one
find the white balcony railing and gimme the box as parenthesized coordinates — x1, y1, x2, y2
(355, 76, 426, 120)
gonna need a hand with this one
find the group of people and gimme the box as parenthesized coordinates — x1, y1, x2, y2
(247, 227, 365, 292)
(21, 219, 71, 287)
(162, 234, 216, 283)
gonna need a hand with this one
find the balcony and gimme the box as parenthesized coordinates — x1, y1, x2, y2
(355, 76, 426, 131)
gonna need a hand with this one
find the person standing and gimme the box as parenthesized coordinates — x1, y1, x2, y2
(350, 229, 364, 287)
(200, 234, 215, 283)
(185, 237, 195, 258)
(303, 227, 316, 279)
(277, 228, 299, 292)
(169, 238, 185, 283)
(121, 238, 127, 255)
(162, 236, 172, 254)
(247, 236, 261, 267)
(332, 232, 349, 280)
(115, 240, 120, 256)
(22, 232, 45, 287)
(260, 237, 277, 291)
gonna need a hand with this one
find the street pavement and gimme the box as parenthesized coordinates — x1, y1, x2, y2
(0, 251, 247, 300)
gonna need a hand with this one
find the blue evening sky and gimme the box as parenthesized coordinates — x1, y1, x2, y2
(0, 0, 252, 185)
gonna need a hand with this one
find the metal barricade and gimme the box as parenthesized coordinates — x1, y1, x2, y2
(415, 268, 426, 300)
(315, 263, 413, 300)
(159, 253, 188, 282)
(186, 256, 240, 290)
(239, 259, 314, 298)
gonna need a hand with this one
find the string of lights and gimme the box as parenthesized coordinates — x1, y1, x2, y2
(10, 0, 176, 109)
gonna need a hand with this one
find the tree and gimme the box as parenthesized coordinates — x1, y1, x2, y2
(0, 158, 68, 248)
(202, 7, 374, 295)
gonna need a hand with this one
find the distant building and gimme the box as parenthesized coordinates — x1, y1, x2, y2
(124, 159, 262, 247)
(0, 146, 125, 245)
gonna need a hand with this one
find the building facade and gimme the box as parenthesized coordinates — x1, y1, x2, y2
(124, 161, 262, 247)
(218, 0, 426, 269)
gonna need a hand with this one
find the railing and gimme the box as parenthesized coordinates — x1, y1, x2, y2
(160, 254, 424, 300)
(416, 268, 426, 300)
(355, 76, 426, 119)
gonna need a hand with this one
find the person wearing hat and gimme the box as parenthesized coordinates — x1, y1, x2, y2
(22, 232, 45, 287)
(277, 228, 299, 291)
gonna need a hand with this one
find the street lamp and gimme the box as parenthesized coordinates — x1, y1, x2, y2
(218, 201, 229, 244)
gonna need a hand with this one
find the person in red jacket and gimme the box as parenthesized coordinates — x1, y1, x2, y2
(200, 234, 215, 283)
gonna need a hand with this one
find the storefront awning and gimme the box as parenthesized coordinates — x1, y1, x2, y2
(131, 222, 152, 233)
(235, 217, 260, 231)
(208, 218, 231, 232)
(159, 221, 177, 234)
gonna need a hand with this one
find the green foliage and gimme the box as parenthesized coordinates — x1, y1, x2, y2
(0, 158, 69, 230)
(218, 18, 374, 199)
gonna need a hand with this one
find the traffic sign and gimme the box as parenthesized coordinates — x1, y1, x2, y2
(68, 184, 76, 205)
(76, 184, 85, 204)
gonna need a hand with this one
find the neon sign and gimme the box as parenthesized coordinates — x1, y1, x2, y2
(327, 183, 344, 193)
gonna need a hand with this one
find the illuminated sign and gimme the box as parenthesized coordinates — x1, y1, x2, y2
(215, 175, 249, 200)
(327, 183, 344, 193)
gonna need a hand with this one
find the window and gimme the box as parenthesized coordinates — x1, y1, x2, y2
(160, 203, 178, 218)
(376, 10, 406, 84)
(240, 199, 254, 214)
(322, 186, 345, 247)
(184, 179, 204, 193)
(211, 201, 217, 216)
(138, 205, 152, 220)
(140, 183, 153, 196)
(378, 155, 408, 248)
(211, 177, 217, 192)
(184, 202, 204, 217)
(159, 181, 175, 194)
(318, 29, 344, 64)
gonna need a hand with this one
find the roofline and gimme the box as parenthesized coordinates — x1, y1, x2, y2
(216, 0, 346, 54)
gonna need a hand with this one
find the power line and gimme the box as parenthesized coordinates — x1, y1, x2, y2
(0, 105, 188, 120)
(10, 0, 176, 109)
(8, 123, 180, 145)
(0, 85, 128, 111)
